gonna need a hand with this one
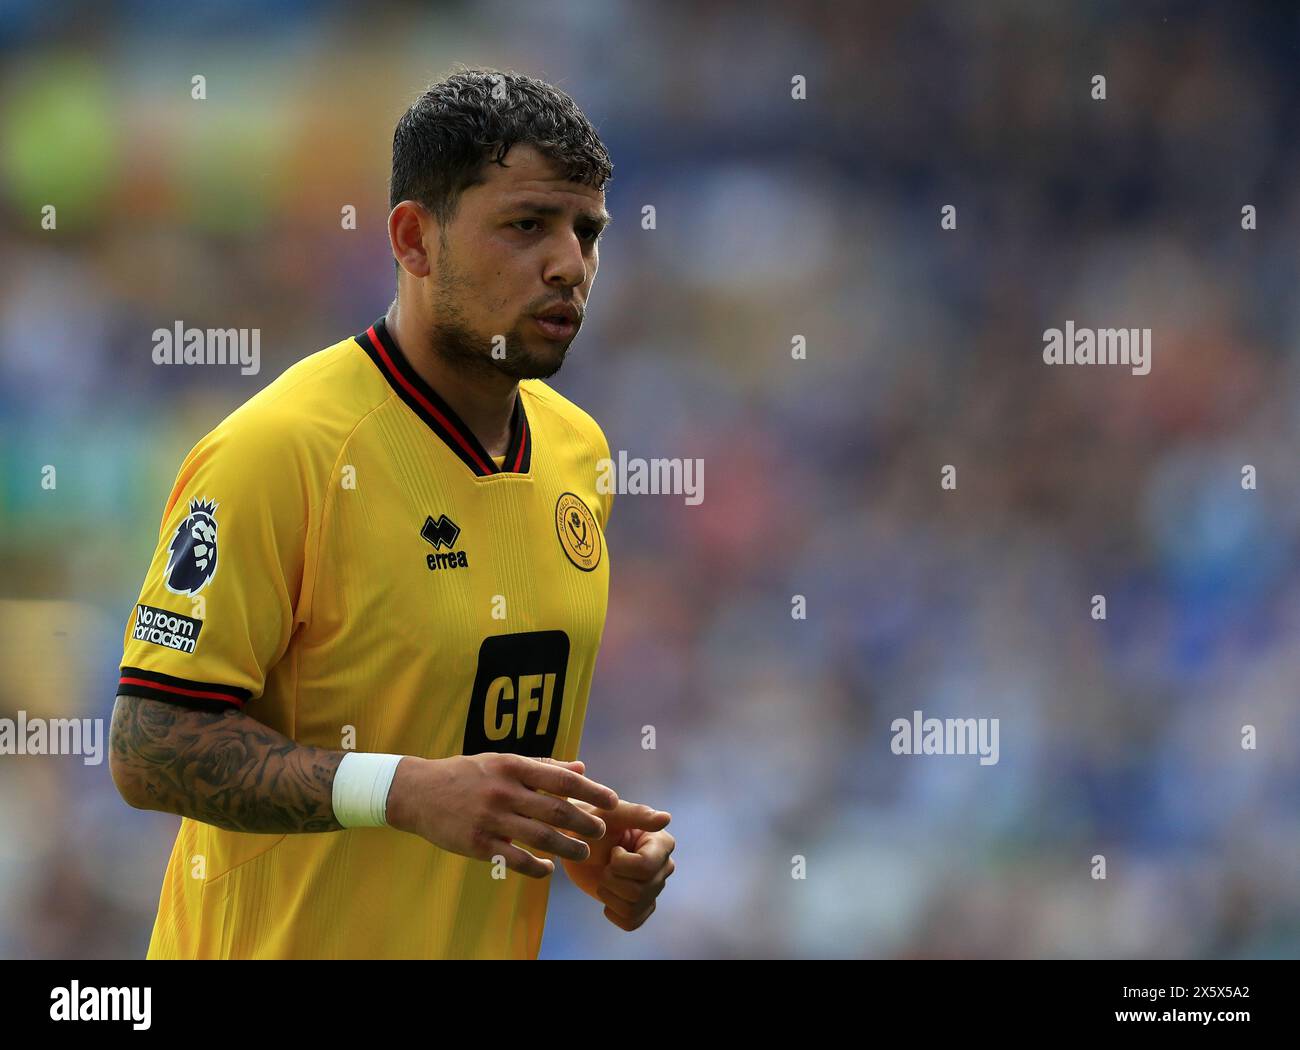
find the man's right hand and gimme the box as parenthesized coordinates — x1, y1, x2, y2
(385, 754, 619, 878)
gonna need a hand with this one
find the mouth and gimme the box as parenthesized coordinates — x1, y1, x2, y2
(532, 304, 580, 341)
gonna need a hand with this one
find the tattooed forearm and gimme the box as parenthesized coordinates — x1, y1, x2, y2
(109, 695, 346, 834)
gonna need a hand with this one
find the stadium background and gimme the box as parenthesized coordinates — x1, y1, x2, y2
(2, 0, 1299, 958)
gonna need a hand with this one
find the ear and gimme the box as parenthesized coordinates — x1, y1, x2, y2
(388, 200, 437, 279)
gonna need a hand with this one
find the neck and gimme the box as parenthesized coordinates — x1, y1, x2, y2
(385, 301, 518, 459)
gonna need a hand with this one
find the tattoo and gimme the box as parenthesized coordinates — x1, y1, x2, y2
(110, 695, 345, 834)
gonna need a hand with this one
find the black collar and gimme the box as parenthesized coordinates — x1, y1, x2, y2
(355, 317, 532, 477)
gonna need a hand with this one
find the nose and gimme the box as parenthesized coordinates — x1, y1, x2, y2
(543, 230, 589, 289)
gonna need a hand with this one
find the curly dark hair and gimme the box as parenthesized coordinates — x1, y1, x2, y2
(390, 67, 613, 231)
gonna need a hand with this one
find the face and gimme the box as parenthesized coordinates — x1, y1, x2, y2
(407, 143, 608, 381)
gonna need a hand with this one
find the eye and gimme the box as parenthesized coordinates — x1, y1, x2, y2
(512, 219, 541, 232)
(579, 227, 601, 243)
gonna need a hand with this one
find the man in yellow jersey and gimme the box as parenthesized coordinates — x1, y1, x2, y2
(108, 68, 676, 959)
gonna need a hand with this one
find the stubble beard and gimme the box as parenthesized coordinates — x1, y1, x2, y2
(429, 251, 570, 382)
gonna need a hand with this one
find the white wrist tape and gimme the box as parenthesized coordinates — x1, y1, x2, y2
(332, 752, 403, 828)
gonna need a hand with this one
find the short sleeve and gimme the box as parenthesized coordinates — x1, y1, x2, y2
(117, 417, 311, 711)
(595, 425, 614, 529)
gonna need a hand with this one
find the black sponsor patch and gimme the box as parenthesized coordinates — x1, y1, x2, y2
(132, 604, 203, 654)
(462, 631, 569, 758)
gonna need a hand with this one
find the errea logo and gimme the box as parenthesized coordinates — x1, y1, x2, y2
(422, 514, 469, 571)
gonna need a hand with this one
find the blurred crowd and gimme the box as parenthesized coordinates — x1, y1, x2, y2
(2, 0, 1300, 958)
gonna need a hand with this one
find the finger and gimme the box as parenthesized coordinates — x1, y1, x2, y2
(488, 842, 555, 880)
(596, 885, 642, 919)
(629, 828, 675, 858)
(608, 841, 671, 878)
(604, 899, 655, 932)
(596, 871, 643, 905)
(499, 815, 593, 863)
(529, 756, 586, 778)
(607, 801, 671, 833)
(517, 757, 619, 810)
(512, 788, 609, 841)
(602, 855, 675, 902)
(598, 867, 667, 905)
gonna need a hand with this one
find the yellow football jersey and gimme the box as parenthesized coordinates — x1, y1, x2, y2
(117, 317, 613, 959)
